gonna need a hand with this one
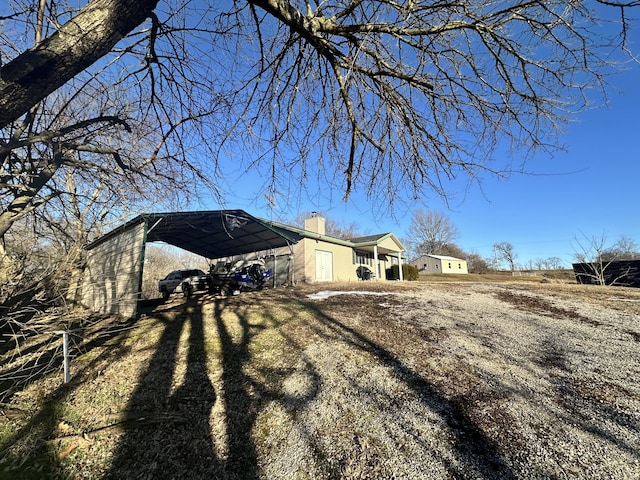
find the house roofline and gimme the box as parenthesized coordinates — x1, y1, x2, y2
(265, 220, 354, 247)
(412, 254, 466, 262)
(351, 232, 405, 250)
(265, 220, 405, 252)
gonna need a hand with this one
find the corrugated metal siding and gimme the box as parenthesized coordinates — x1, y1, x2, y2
(81, 222, 146, 317)
(264, 254, 292, 287)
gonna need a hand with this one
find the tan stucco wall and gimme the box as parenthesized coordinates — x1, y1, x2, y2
(259, 227, 405, 284)
(292, 238, 404, 282)
(376, 237, 401, 251)
(295, 237, 360, 282)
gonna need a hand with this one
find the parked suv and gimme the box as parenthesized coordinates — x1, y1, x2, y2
(158, 269, 211, 300)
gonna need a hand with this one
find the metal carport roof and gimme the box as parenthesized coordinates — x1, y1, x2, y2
(87, 209, 302, 258)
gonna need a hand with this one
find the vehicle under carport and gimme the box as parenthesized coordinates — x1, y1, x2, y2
(79, 210, 301, 318)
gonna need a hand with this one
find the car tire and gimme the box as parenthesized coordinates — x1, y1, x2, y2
(161, 289, 169, 301)
(183, 283, 193, 298)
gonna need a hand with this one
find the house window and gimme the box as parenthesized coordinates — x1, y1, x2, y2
(353, 251, 373, 266)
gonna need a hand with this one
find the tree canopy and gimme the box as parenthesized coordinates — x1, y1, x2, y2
(1, 0, 639, 241)
(406, 208, 459, 258)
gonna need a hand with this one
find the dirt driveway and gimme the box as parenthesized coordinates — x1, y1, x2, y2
(2, 281, 639, 479)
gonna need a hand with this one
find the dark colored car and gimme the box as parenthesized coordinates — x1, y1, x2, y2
(158, 269, 211, 300)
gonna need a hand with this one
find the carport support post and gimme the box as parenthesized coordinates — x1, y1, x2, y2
(287, 243, 295, 286)
(398, 252, 404, 281)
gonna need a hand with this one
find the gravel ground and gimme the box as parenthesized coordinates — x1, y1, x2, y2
(256, 282, 640, 479)
(2, 280, 639, 479)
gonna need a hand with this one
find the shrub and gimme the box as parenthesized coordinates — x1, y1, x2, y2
(386, 264, 419, 281)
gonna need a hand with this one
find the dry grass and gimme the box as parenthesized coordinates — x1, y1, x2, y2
(1, 278, 639, 479)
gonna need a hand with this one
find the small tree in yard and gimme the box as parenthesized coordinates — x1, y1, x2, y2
(403, 264, 419, 281)
(494, 242, 518, 271)
(387, 264, 419, 281)
(407, 209, 459, 259)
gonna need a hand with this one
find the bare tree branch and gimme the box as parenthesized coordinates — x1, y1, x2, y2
(0, 0, 160, 128)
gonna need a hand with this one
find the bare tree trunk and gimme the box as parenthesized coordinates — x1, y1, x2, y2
(0, 0, 159, 129)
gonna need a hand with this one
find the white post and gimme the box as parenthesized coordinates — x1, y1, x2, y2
(273, 255, 277, 288)
(58, 331, 71, 383)
(373, 245, 379, 280)
(398, 252, 404, 281)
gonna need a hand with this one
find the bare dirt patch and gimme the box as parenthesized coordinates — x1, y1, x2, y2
(1, 281, 639, 479)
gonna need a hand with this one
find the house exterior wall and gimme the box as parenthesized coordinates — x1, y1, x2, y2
(440, 258, 468, 274)
(216, 217, 405, 284)
(262, 254, 292, 287)
(377, 237, 401, 252)
(282, 240, 403, 283)
(297, 237, 360, 282)
(413, 256, 442, 274)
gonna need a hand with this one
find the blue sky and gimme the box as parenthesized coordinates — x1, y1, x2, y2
(189, 7, 640, 269)
(219, 54, 640, 266)
(215, 55, 640, 268)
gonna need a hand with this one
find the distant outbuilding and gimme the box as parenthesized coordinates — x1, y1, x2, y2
(410, 254, 468, 275)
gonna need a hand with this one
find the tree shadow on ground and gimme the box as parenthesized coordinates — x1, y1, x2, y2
(210, 299, 259, 478)
(105, 294, 270, 479)
(297, 298, 518, 479)
(115, 291, 520, 479)
(0, 312, 138, 405)
(2, 292, 274, 479)
(105, 301, 220, 479)
(0, 317, 138, 479)
(4, 288, 529, 479)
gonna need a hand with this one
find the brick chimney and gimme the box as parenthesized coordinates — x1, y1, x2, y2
(304, 212, 325, 235)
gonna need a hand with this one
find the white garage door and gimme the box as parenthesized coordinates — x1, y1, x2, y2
(315, 250, 333, 281)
